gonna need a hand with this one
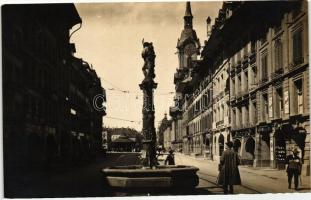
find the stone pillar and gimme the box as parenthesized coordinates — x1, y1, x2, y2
(270, 132, 276, 168)
(253, 133, 261, 167)
(139, 41, 158, 168)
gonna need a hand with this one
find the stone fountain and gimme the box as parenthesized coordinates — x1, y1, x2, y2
(101, 41, 199, 193)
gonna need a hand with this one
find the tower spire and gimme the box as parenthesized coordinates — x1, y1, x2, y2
(184, 1, 193, 29)
(185, 1, 193, 17)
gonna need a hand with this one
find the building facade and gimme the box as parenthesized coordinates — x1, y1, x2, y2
(2, 4, 106, 170)
(169, 1, 309, 175)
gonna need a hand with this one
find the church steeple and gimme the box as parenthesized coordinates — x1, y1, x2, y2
(184, 1, 193, 29)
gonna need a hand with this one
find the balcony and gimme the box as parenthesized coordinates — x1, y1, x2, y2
(271, 68, 284, 80)
(249, 83, 257, 91)
(169, 106, 182, 119)
(249, 53, 256, 66)
(174, 69, 188, 84)
(242, 54, 249, 65)
(289, 57, 304, 71)
(236, 91, 242, 98)
(230, 66, 236, 75)
(241, 89, 249, 97)
(258, 77, 268, 86)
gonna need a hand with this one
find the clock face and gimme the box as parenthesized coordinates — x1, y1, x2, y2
(184, 44, 196, 56)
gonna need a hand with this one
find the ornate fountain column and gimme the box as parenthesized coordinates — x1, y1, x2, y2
(139, 41, 157, 168)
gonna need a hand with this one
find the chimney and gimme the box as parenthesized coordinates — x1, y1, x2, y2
(206, 16, 212, 38)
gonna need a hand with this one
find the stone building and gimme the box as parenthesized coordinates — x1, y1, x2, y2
(211, 60, 231, 162)
(169, 1, 309, 175)
(163, 122, 173, 150)
(2, 4, 106, 170)
(158, 113, 173, 150)
(68, 57, 106, 161)
(169, 1, 202, 155)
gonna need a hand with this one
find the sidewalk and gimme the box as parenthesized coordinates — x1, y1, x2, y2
(175, 153, 311, 194)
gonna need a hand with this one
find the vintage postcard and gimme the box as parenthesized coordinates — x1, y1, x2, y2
(2, 0, 311, 198)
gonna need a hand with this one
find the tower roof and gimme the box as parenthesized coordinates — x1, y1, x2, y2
(185, 2, 193, 17)
(177, 1, 200, 48)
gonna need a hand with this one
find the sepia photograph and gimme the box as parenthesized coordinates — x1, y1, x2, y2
(1, 0, 311, 198)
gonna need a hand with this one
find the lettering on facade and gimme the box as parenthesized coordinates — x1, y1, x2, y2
(275, 145, 286, 163)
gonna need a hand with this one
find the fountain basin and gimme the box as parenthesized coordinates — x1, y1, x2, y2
(101, 165, 199, 189)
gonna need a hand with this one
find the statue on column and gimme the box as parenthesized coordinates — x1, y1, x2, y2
(142, 40, 156, 81)
(140, 39, 157, 168)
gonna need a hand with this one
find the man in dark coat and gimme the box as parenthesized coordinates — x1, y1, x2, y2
(286, 148, 302, 190)
(165, 149, 175, 165)
(217, 141, 241, 194)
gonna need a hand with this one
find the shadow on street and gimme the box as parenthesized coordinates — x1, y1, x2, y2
(4, 152, 214, 198)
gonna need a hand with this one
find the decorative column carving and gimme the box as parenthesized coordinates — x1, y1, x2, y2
(139, 41, 158, 168)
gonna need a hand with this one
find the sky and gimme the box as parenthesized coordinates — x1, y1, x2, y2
(71, 1, 222, 131)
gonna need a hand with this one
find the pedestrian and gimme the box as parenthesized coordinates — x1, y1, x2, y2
(217, 141, 241, 194)
(286, 148, 302, 190)
(165, 149, 175, 165)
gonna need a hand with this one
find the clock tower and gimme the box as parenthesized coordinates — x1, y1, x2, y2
(177, 1, 201, 69)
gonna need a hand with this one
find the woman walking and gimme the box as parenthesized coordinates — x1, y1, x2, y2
(217, 141, 241, 194)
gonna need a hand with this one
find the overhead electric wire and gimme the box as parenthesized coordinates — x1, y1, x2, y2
(105, 116, 162, 123)
(101, 78, 175, 96)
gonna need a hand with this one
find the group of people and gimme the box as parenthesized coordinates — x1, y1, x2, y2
(163, 142, 302, 194)
(217, 141, 302, 194)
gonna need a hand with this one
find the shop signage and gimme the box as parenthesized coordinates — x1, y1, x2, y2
(275, 145, 286, 163)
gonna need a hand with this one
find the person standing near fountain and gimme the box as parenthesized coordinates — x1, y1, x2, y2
(165, 149, 175, 165)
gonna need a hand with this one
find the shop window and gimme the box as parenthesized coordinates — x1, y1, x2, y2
(293, 29, 303, 65)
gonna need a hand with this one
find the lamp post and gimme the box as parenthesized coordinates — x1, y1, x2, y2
(139, 41, 157, 168)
